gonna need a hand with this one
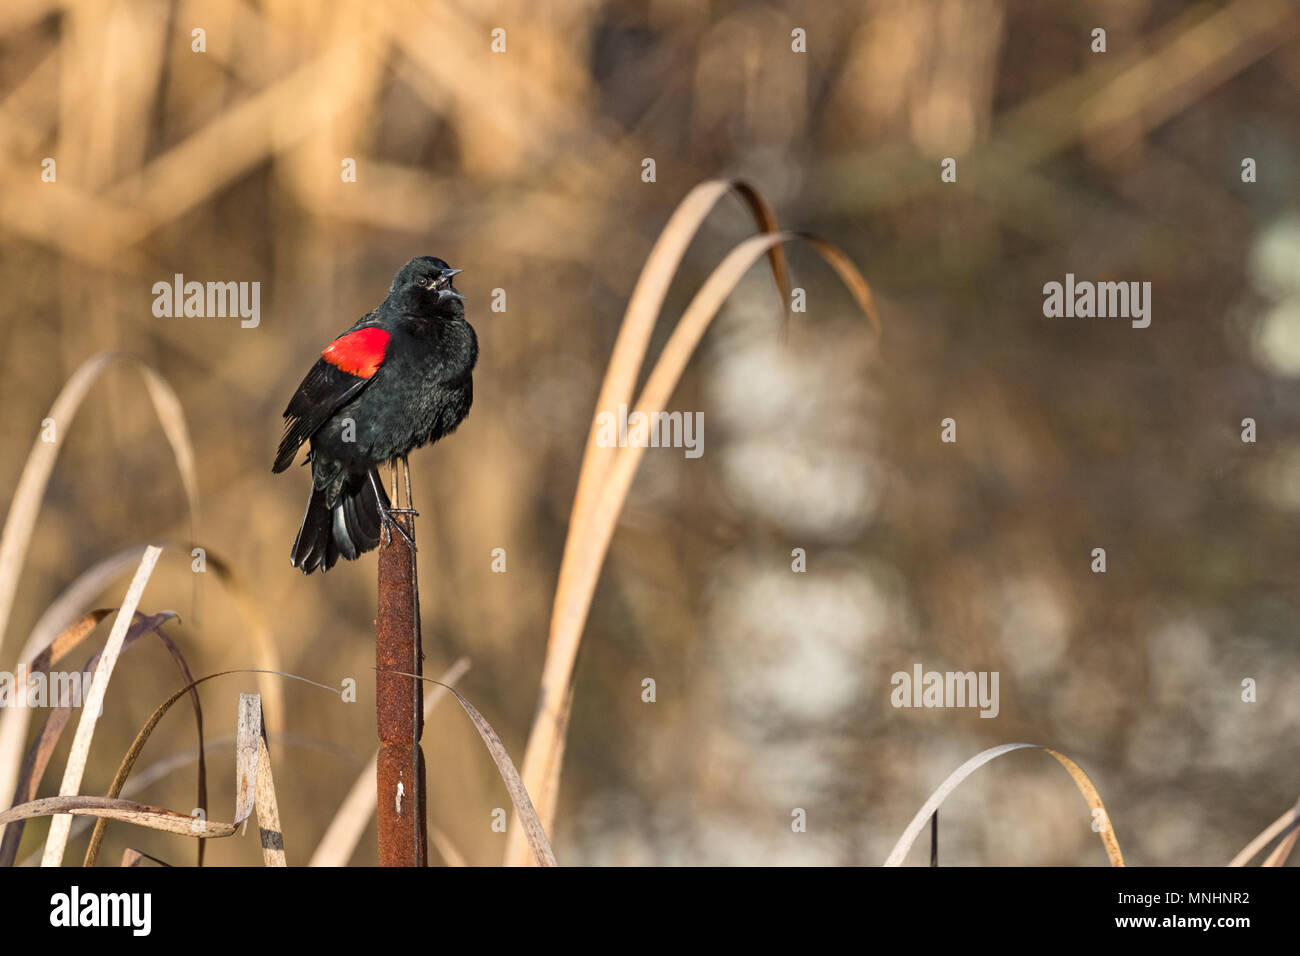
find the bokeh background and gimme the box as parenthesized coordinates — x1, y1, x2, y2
(1, 0, 1299, 866)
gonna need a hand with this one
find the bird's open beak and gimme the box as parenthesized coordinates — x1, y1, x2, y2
(435, 268, 465, 300)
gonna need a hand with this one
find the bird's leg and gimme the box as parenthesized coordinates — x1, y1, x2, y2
(370, 468, 416, 551)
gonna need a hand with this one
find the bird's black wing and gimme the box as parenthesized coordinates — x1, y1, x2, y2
(272, 314, 388, 473)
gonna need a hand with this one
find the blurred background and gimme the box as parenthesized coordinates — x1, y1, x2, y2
(1, 0, 1299, 866)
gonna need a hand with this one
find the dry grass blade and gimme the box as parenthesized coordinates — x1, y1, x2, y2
(510, 182, 790, 841)
(1262, 825, 1299, 866)
(882, 743, 1125, 866)
(42, 545, 163, 866)
(1, 610, 177, 866)
(508, 219, 879, 865)
(1229, 799, 1300, 866)
(5, 672, 339, 859)
(0, 353, 200, 667)
(441, 683, 556, 867)
(0, 546, 164, 829)
(18, 731, 346, 867)
(798, 234, 882, 337)
(553, 181, 787, 653)
(0, 795, 237, 838)
(390, 670, 556, 867)
(80, 668, 339, 864)
(0, 607, 112, 839)
(309, 657, 470, 867)
(574, 178, 787, 498)
(83, 617, 208, 866)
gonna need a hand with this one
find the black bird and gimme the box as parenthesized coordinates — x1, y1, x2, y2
(273, 256, 477, 573)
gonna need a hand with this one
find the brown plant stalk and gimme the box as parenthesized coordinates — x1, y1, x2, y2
(375, 464, 425, 866)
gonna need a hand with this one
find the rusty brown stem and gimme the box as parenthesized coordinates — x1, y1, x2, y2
(375, 460, 425, 866)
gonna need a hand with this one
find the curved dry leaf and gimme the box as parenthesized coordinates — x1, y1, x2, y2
(0, 542, 280, 848)
(0, 353, 200, 667)
(7, 672, 338, 862)
(1262, 822, 1300, 866)
(0, 795, 236, 838)
(0, 546, 175, 836)
(0, 607, 114, 842)
(1229, 800, 1300, 866)
(440, 683, 556, 867)
(78, 668, 338, 864)
(510, 225, 880, 864)
(511, 183, 795, 841)
(882, 743, 1124, 867)
(389, 669, 556, 867)
(26, 608, 117, 673)
(797, 234, 882, 337)
(0, 609, 177, 867)
(19, 731, 346, 867)
(84, 618, 208, 867)
(42, 546, 163, 867)
(573, 178, 787, 513)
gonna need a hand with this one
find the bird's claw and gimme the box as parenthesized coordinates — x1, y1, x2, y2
(380, 511, 417, 552)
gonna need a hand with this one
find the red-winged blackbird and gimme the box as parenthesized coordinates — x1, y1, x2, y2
(272, 256, 477, 573)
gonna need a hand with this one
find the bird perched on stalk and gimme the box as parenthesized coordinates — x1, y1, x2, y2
(272, 256, 477, 573)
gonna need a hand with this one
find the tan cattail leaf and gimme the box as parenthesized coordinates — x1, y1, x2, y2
(882, 743, 1124, 867)
(0, 795, 236, 838)
(60, 669, 335, 865)
(82, 613, 208, 866)
(1, 609, 178, 867)
(42, 546, 163, 866)
(0, 607, 113, 845)
(387, 670, 556, 867)
(509, 221, 879, 865)
(1229, 799, 1300, 866)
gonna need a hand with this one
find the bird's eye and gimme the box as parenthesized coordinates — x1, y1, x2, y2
(416, 277, 429, 288)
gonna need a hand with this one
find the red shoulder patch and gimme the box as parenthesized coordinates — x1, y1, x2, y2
(321, 327, 391, 378)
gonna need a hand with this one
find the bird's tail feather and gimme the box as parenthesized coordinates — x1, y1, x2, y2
(291, 468, 387, 573)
